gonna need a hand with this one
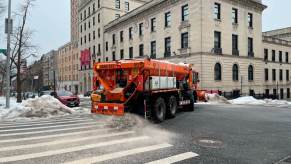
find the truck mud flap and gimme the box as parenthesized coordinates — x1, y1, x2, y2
(91, 103, 125, 116)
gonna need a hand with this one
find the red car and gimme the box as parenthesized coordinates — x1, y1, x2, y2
(51, 90, 80, 107)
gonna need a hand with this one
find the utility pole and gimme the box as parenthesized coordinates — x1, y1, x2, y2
(5, 0, 12, 108)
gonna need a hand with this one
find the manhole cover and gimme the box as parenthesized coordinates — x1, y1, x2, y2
(194, 138, 223, 148)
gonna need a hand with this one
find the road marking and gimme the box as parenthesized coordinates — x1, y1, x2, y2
(0, 121, 97, 132)
(0, 136, 150, 163)
(0, 128, 112, 144)
(0, 124, 105, 137)
(64, 143, 173, 164)
(146, 152, 199, 164)
(0, 131, 135, 151)
(0, 116, 93, 126)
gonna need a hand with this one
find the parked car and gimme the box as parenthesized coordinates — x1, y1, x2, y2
(84, 91, 93, 97)
(55, 90, 80, 107)
(40, 90, 53, 97)
(25, 92, 36, 99)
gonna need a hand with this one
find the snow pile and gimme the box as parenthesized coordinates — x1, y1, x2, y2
(0, 96, 89, 120)
(264, 99, 291, 105)
(229, 96, 266, 105)
(206, 93, 230, 104)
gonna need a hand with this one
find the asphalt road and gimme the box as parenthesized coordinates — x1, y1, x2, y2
(0, 103, 291, 164)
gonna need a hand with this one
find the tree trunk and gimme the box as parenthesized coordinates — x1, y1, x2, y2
(16, 53, 22, 103)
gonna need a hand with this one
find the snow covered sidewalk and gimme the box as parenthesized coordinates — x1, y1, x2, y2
(198, 93, 291, 107)
(0, 96, 90, 121)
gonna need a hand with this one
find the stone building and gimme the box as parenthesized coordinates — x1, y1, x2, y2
(57, 42, 80, 94)
(76, 0, 291, 100)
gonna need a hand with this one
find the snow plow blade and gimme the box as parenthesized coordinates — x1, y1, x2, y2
(91, 103, 125, 116)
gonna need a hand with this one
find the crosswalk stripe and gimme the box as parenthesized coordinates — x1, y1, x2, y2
(64, 143, 173, 164)
(145, 152, 199, 164)
(0, 136, 150, 163)
(0, 121, 97, 132)
(0, 131, 135, 152)
(0, 124, 105, 137)
(0, 116, 93, 126)
(0, 128, 112, 144)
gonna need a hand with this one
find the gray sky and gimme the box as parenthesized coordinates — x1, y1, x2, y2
(0, 0, 291, 62)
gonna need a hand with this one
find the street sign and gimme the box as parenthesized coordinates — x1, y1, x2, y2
(5, 18, 13, 34)
(0, 49, 6, 54)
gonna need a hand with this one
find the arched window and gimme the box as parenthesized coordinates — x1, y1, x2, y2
(214, 63, 222, 81)
(248, 65, 254, 81)
(232, 64, 239, 81)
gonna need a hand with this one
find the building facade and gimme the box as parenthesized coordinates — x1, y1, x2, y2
(57, 42, 80, 94)
(78, 0, 150, 93)
(76, 0, 291, 100)
(41, 50, 58, 90)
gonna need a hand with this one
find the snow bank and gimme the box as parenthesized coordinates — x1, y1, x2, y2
(206, 93, 230, 104)
(0, 96, 89, 121)
(229, 96, 266, 105)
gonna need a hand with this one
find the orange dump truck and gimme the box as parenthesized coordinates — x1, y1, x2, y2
(91, 58, 200, 122)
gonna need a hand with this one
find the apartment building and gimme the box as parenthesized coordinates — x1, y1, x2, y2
(78, 0, 150, 93)
(77, 0, 291, 100)
(41, 50, 58, 89)
(57, 42, 80, 94)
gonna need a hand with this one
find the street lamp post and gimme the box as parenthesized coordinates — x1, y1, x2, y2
(5, 0, 12, 108)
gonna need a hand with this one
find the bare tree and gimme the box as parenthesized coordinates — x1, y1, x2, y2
(12, 0, 37, 103)
(0, 0, 5, 16)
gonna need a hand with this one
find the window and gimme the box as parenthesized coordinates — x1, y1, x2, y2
(264, 49, 268, 61)
(182, 4, 189, 21)
(80, 25, 83, 33)
(112, 51, 116, 61)
(80, 37, 83, 45)
(139, 44, 144, 57)
(248, 65, 254, 81)
(265, 68, 269, 81)
(98, 44, 101, 55)
(125, 1, 129, 11)
(129, 27, 133, 39)
(265, 89, 269, 96)
(112, 34, 116, 45)
(93, 3, 95, 12)
(84, 10, 86, 18)
(98, 14, 100, 23)
(93, 45, 96, 55)
(98, 28, 100, 38)
(232, 64, 239, 81)
(88, 21, 91, 29)
(280, 88, 284, 99)
(214, 63, 222, 81)
(88, 33, 91, 42)
(80, 13, 83, 21)
(286, 52, 289, 63)
(139, 23, 144, 36)
(93, 17, 95, 26)
(214, 31, 221, 49)
(165, 12, 171, 27)
(181, 32, 189, 49)
(287, 88, 290, 99)
(120, 31, 124, 42)
(272, 69, 276, 81)
(120, 49, 124, 59)
(232, 8, 238, 24)
(280, 69, 283, 81)
(84, 35, 87, 44)
(98, 0, 100, 8)
(93, 31, 96, 40)
(248, 37, 254, 57)
(214, 3, 221, 20)
(248, 13, 253, 28)
(286, 70, 290, 81)
(151, 18, 156, 32)
(88, 7, 91, 15)
(151, 41, 156, 59)
(164, 37, 171, 57)
(232, 34, 238, 55)
(105, 42, 108, 51)
(129, 47, 133, 59)
(115, 14, 120, 19)
(272, 50, 276, 61)
(279, 51, 282, 63)
(84, 22, 86, 31)
(115, 0, 120, 9)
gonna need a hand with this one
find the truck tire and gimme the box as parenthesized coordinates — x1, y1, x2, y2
(153, 97, 166, 123)
(167, 96, 177, 118)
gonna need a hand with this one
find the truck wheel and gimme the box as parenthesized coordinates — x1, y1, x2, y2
(167, 96, 177, 118)
(153, 97, 166, 123)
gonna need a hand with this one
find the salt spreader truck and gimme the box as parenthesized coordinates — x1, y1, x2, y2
(91, 58, 200, 122)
